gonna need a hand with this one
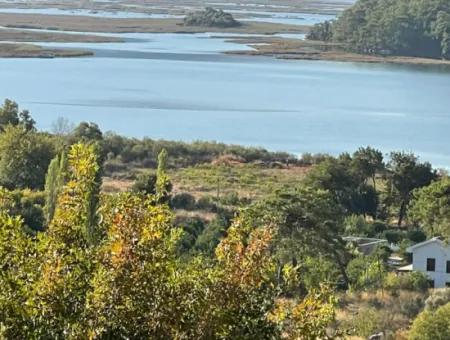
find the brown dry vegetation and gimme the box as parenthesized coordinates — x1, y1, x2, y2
(0, 0, 351, 16)
(336, 290, 428, 338)
(102, 163, 311, 200)
(0, 13, 307, 34)
(229, 38, 450, 66)
(0, 28, 122, 43)
(0, 42, 92, 58)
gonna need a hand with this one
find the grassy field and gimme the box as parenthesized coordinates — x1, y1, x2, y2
(103, 163, 311, 201)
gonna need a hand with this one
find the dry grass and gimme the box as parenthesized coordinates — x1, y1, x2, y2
(170, 163, 311, 201)
(229, 38, 450, 66)
(174, 209, 217, 222)
(336, 289, 428, 338)
(102, 177, 133, 193)
(0, 13, 307, 34)
(0, 28, 121, 43)
(0, 42, 92, 58)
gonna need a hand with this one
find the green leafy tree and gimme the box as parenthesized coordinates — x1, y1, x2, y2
(352, 146, 384, 191)
(309, 0, 450, 59)
(44, 152, 68, 225)
(30, 143, 101, 338)
(71, 122, 103, 143)
(386, 152, 437, 226)
(254, 187, 351, 289)
(0, 99, 35, 131)
(0, 203, 38, 337)
(131, 171, 157, 194)
(156, 148, 172, 203)
(184, 7, 241, 28)
(194, 216, 228, 256)
(0, 125, 55, 190)
(409, 176, 450, 239)
(409, 302, 450, 339)
(0, 144, 339, 339)
(306, 154, 378, 217)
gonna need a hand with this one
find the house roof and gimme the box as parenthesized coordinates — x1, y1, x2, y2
(406, 237, 443, 253)
(397, 264, 412, 272)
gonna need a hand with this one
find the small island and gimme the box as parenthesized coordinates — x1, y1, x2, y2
(184, 7, 241, 28)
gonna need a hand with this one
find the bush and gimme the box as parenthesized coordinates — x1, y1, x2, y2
(424, 288, 450, 311)
(406, 229, 427, 243)
(384, 272, 429, 292)
(131, 172, 156, 195)
(177, 217, 205, 254)
(196, 195, 217, 212)
(349, 307, 382, 338)
(171, 193, 196, 210)
(409, 302, 450, 340)
(382, 230, 402, 244)
(194, 216, 228, 256)
(219, 191, 240, 206)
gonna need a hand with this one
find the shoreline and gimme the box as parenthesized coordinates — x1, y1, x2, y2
(226, 38, 450, 67)
(0, 13, 448, 66)
(0, 42, 93, 58)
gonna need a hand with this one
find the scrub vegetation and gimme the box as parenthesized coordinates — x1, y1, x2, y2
(1, 100, 449, 338)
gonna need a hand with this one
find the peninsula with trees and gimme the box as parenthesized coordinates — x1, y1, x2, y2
(232, 0, 450, 66)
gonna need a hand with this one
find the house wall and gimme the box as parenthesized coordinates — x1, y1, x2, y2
(412, 242, 450, 288)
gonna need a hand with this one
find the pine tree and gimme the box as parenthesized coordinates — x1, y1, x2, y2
(44, 152, 68, 225)
(155, 148, 172, 203)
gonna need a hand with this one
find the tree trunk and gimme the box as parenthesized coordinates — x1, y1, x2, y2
(330, 248, 349, 289)
(397, 200, 406, 227)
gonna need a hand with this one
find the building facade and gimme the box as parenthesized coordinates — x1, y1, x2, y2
(407, 238, 450, 288)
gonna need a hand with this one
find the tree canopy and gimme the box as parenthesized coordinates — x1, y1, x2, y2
(184, 7, 241, 28)
(308, 0, 450, 59)
(0, 125, 55, 190)
(409, 176, 450, 239)
(0, 142, 337, 339)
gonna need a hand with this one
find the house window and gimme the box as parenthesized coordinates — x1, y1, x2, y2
(427, 258, 436, 272)
(447, 261, 450, 274)
(427, 280, 435, 288)
(446, 282, 450, 288)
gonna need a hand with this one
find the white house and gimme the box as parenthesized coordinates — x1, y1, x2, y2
(406, 237, 450, 288)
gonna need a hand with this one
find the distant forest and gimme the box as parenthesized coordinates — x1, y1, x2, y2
(308, 0, 450, 59)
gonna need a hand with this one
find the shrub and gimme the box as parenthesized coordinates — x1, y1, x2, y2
(409, 302, 450, 340)
(171, 193, 196, 210)
(384, 272, 429, 292)
(382, 230, 402, 244)
(349, 307, 382, 337)
(220, 191, 240, 206)
(131, 172, 156, 194)
(424, 288, 450, 311)
(196, 195, 217, 212)
(406, 229, 427, 243)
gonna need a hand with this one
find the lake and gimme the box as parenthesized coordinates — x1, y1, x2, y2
(1, 32, 450, 168)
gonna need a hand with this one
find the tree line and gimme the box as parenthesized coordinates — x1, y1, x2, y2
(308, 0, 450, 59)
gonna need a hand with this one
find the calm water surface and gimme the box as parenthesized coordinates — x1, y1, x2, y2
(1, 32, 450, 167)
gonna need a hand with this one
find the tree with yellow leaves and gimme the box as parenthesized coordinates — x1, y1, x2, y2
(0, 142, 337, 339)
